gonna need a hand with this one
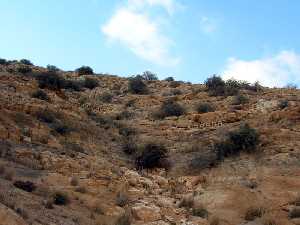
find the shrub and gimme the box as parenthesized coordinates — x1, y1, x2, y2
(154, 99, 185, 119)
(36, 71, 65, 90)
(75, 186, 87, 193)
(215, 123, 259, 160)
(17, 66, 32, 74)
(20, 59, 33, 65)
(204, 75, 226, 96)
(119, 126, 136, 137)
(245, 206, 265, 221)
(98, 92, 113, 103)
(122, 140, 138, 155)
(278, 99, 289, 109)
(169, 81, 181, 88)
(178, 194, 194, 209)
(192, 205, 209, 218)
(0, 58, 7, 65)
(128, 76, 148, 94)
(83, 77, 98, 89)
(0, 164, 5, 175)
(31, 89, 49, 101)
(196, 103, 215, 114)
(64, 79, 83, 91)
(13, 181, 36, 192)
(47, 65, 60, 72)
(232, 94, 249, 105)
(76, 66, 94, 75)
(165, 77, 174, 82)
(36, 109, 57, 123)
(135, 142, 168, 169)
(51, 121, 72, 135)
(115, 110, 134, 120)
(142, 71, 158, 81)
(53, 191, 69, 205)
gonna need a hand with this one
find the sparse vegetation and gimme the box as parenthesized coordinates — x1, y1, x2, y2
(232, 94, 249, 105)
(17, 65, 32, 74)
(0, 58, 7, 65)
(128, 76, 148, 94)
(13, 181, 36, 192)
(278, 99, 289, 109)
(20, 59, 33, 65)
(76, 66, 94, 75)
(31, 89, 50, 101)
(4, 168, 15, 181)
(215, 123, 260, 160)
(83, 77, 98, 89)
(53, 191, 70, 205)
(142, 71, 158, 81)
(153, 99, 185, 119)
(135, 142, 168, 169)
(196, 102, 215, 113)
(47, 64, 60, 72)
(245, 206, 265, 221)
(192, 205, 209, 218)
(99, 92, 113, 103)
(70, 176, 79, 186)
(165, 76, 175, 82)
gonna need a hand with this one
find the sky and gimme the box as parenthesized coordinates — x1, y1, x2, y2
(1, 0, 300, 87)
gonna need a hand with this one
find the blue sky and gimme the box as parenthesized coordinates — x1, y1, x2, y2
(1, 0, 300, 87)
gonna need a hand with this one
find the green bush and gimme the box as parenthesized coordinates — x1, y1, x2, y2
(164, 77, 174, 82)
(83, 77, 98, 89)
(47, 65, 60, 72)
(154, 99, 185, 119)
(0, 58, 7, 65)
(17, 66, 32, 74)
(128, 76, 148, 94)
(31, 89, 49, 101)
(20, 59, 33, 66)
(215, 123, 259, 160)
(195, 102, 215, 113)
(76, 66, 94, 75)
(135, 142, 168, 169)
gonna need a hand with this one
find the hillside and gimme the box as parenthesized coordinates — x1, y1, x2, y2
(0, 61, 300, 225)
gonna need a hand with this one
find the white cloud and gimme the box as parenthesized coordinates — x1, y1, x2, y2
(222, 51, 300, 87)
(102, 0, 180, 66)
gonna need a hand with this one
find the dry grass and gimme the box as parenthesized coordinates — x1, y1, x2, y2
(209, 216, 220, 225)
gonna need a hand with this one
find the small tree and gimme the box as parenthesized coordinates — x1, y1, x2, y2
(20, 59, 33, 66)
(0, 58, 7, 65)
(142, 71, 158, 81)
(76, 66, 94, 75)
(164, 77, 174, 82)
(128, 76, 148, 94)
(83, 77, 98, 89)
(195, 102, 215, 114)
(47, 65, 60, 72)
(204, 75, 226, 96)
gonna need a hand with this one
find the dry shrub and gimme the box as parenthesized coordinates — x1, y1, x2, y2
(245, 206, 266, 221)
(178, 194, 194, 209)
(116, 191, 129, 207)
(70, 176, 79, 186)
(209, 216, 220, 225)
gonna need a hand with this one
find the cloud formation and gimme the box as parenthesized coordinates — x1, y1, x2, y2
(102, 0, 180, 66)
(222, 51, 300, 87)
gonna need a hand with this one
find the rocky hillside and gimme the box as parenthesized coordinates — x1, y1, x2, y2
(0, 60, 300, 225)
